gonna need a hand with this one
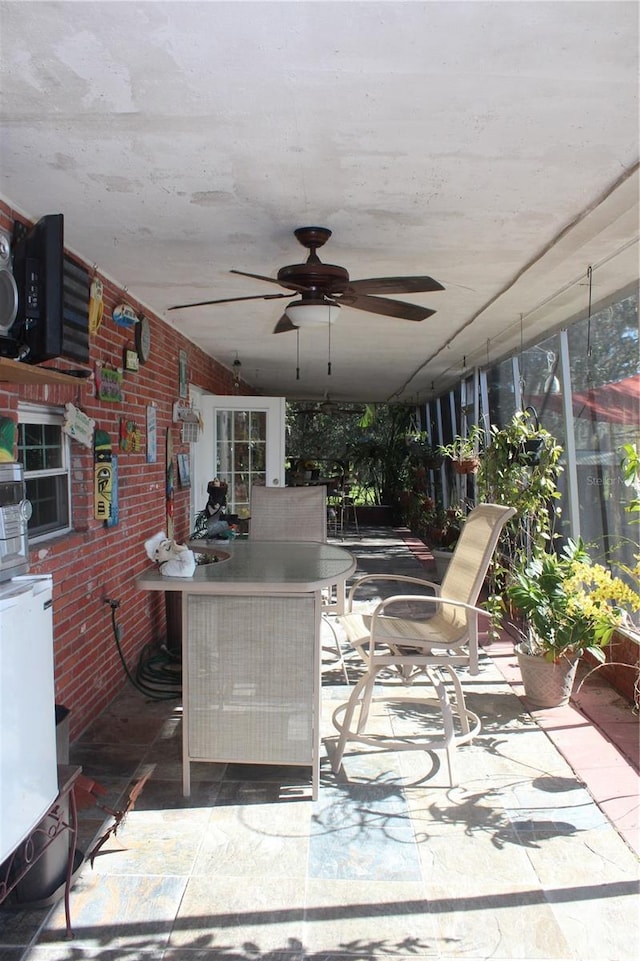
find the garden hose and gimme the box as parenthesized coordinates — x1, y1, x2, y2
(105, 598, 181, 700)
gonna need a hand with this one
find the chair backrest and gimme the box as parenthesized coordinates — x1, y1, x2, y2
(249, 486, 328, 542)
(439, 503, 516, 630)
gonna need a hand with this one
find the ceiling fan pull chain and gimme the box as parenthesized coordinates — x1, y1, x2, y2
(327, 321, 332, 376)
(296, 329, 300, 381)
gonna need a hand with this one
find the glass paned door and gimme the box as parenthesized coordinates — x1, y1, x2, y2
(197, 396, 285, 520)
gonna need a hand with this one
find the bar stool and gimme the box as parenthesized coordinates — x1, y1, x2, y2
(326, 485, 342, 537)
(341, 490, 359, 534)
(327, 502, 339, 536)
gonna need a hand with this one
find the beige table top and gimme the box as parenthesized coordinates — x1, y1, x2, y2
(136, 539, 356, 595)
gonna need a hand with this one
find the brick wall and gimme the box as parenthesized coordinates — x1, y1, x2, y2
(0, 199, 250, 739)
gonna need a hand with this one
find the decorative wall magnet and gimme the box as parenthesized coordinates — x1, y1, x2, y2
(105, 455, 119, 527)
(179, 349, 187, 397)
(177, 453, 191, 488)
(146, 405, 157, 463)
(89, 277, 104, 335)
(123, 348, 139, 372)
(112, 303, 137, 328)
(63, 403, 95, 449)
(95, 362, 124, 402)
(94, 429, 113, 521)
(119, 417, 142, 452)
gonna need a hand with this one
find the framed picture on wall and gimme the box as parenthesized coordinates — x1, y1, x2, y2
(146, 404, 157, 463)
(177, 453, 191, 488)
(179, 350, 188, 398)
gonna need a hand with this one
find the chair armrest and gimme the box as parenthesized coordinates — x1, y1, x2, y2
(345, 573, 441, 611)
(372, 594, 488, 619)
(369, 594, 490, 675)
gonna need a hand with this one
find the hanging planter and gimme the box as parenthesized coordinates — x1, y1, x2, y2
(521, 437, 544, 465)
(505, 407, 544, 466)
(453, 457, 480, 475)
(438, 424, 485, 475)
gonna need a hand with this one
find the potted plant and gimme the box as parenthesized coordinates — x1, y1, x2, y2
(506, 538, 640, 708)
(477, 409, 564, 637)
(404, 430, 443, 470)
(427, 504, 466, 579)
(397, 486, 466, 580)
(438, 424, 485, 474)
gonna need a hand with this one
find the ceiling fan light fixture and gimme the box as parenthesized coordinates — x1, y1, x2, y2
(285, 300, 341, 327)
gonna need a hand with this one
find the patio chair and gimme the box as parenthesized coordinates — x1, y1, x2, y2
(330, 502, 516, 784)
(249, 485, 349, 679)
(249, 485, 327, 542)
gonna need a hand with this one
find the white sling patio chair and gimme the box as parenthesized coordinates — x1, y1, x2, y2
(330, 503, 516, 784)
(249, 485, 349, 680)
(249, 485, 327, 542)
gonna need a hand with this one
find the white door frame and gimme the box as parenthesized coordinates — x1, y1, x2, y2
(192, 394, 286, 522)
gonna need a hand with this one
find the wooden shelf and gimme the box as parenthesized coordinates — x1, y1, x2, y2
(0, 357, 85, 386)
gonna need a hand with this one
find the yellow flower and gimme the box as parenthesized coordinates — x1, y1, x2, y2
(565, 560, 640, 622)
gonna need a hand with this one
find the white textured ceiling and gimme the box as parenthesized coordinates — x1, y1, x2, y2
(0, 0, 638, 402)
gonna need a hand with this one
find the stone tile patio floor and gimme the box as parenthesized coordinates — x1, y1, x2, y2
(1, 526, 638, 960)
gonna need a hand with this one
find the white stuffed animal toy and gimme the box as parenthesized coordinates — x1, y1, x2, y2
(144, 531, 196, 578)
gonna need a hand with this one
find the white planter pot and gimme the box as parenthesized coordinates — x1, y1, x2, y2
(515, 643, 579, 708)
(431, 548, 453, 582)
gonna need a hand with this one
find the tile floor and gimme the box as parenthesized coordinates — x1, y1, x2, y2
(1, 527, 638, 961)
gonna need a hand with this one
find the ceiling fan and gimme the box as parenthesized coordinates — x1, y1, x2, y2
(293, 393, 362, 417)
(168, 226, 444, 334)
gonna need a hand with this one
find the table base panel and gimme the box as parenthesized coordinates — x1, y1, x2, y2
(186, 594, 317, 766)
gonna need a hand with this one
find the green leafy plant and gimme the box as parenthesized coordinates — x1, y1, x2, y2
(506, 538, 640, 663)
(437, 424, 485, 467)
(477, 409, 564, 619)
(398, 461, 466, 549)
(620, 442, 640, 520)
(348, 404, 420, 506)
(425, 502, 465, 550)
(403, 431, 442, 468)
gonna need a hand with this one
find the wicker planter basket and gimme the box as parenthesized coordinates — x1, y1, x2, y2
(515, 644, 580, 708)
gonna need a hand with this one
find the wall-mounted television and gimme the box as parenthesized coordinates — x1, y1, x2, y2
(2, 214, 64, 364)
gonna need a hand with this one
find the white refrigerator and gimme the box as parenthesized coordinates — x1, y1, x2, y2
(0, 575, 58, 864)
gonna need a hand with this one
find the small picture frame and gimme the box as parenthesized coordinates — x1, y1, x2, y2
(179, 350, 188, 398)
(123, 348, 139, 372)
(146, 404, 157, 463)
(177, 452, 191, 488)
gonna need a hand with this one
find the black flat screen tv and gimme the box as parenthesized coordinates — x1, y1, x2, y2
(5, 214, 64, 363)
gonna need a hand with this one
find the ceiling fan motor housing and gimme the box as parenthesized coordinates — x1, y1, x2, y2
(277, 261, 350, 295)
(279, 226, 349, 296)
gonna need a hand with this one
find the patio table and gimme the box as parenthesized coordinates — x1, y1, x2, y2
(136, 540, 355, 798)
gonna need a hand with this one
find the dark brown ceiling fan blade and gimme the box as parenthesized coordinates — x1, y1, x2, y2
(230, 269, 311, 293)
(347, 276, 445, 295)
(170, 228, 444, 329)
(338, 292, 436, 321)
(168, 292, 294, 311)
(273, 312, 298, 334)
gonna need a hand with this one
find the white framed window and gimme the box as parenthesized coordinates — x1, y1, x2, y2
(17, 403, 71, 540)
